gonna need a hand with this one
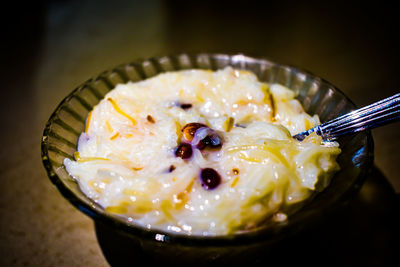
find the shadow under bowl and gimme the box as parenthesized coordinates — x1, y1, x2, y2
(41, 53, 374, 265)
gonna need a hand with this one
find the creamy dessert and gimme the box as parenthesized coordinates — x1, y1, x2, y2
(64, 67, 341, 236)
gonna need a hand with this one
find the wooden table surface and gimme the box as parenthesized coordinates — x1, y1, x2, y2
(1, 1, 399, 266)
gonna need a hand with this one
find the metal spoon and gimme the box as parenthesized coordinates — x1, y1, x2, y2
(293, 93, 400, 142)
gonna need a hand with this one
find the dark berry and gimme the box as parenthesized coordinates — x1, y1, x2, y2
(200, 168, 221, 190)
(180, 103, 193, 109)
(174, 143, 193, 159)
(169, 165, 176, 172)
(196, 136, 209, 150)
(197, 134, 221, 150)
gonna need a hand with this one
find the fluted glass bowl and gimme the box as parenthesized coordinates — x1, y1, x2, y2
(41, 53, 373, 264)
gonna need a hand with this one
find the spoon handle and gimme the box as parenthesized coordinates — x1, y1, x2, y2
(294, 93, 400, 141)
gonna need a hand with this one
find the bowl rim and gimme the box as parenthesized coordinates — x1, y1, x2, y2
(41, 53, 374, 246)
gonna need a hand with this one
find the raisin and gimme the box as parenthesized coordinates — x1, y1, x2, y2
(200, 168, 221, 190)
(169, 165, 176, 172)
(182, 122, 207, 141)
(196, 134, 221, 150)
(180, 103, 192, 109)
(182, 122, 223, 150)
(146, 115, 155, 123)
(174, 143, 193, 159)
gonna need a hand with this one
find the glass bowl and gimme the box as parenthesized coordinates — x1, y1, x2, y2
(41, 53, 373, 264)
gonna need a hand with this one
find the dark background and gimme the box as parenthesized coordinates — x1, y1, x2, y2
(1, 1, 399, 266)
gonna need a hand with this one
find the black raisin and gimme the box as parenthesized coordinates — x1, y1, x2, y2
(169, 165, 176, 172)
(180, 103, 193, 109)
(196, 134, 222, 150)
(174, 143, 193, 159)
(200, 168, 221, 190)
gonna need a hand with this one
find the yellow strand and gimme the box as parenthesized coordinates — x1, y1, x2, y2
(107, 98, 137, 126)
